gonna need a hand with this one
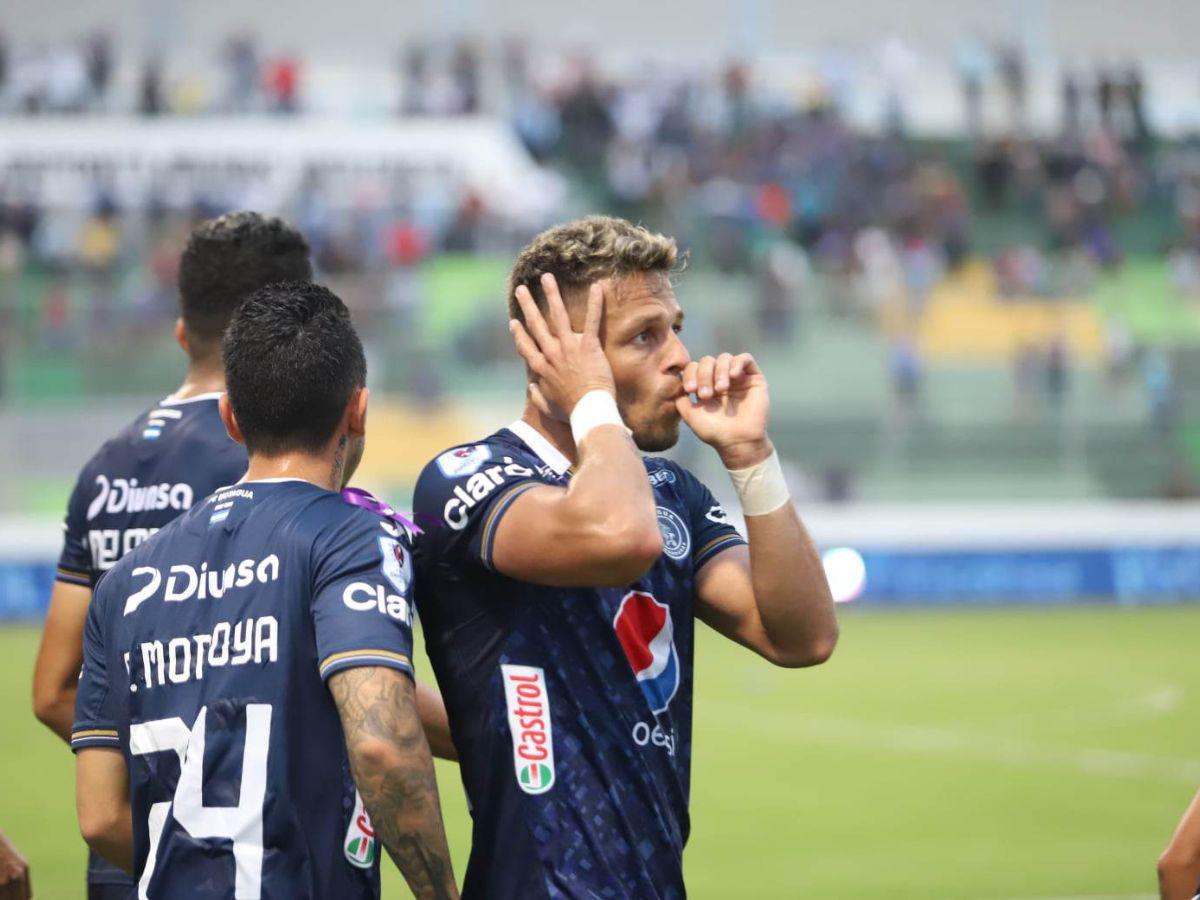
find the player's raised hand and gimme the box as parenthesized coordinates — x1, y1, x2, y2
(510, 274, 615, 421)
(676, 352, 772, 468)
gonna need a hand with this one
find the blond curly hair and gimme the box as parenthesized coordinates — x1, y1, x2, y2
(506, 215, 680, 323)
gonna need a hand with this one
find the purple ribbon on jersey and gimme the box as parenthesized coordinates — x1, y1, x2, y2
(340, 486, 422, 535)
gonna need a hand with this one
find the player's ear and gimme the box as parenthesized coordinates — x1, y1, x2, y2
(218, 393, 246, 446)
(175, 318, 189, 355)
(347, 387, 368, 438)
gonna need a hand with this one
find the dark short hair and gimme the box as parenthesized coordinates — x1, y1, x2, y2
(507, 215, 679, 324)
(178, 212, 312, 357)
(222, 281, 366, 456)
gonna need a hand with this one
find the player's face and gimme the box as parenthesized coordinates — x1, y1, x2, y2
(599, 272, 691, 452)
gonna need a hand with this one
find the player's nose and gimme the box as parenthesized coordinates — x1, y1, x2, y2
(663, 330, 691, 377)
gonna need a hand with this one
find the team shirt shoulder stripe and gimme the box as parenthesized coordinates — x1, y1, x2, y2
(56, 566, 93, 585)
(70, 728, 121, 750)
(694, 533, 746, 568)
(72, 727, 119, 738)
(479, 480, 543, 567)
(318, 648, 413, 680)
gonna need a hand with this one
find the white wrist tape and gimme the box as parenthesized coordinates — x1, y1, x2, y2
(570, 390, 625, 445)
(727, 450, 791, 516)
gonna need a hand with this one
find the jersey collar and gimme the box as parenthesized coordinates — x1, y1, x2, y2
(160, 390, 224, 406)
(507, 420, 572, 475)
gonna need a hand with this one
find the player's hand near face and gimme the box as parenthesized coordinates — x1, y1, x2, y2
(678, 352, 772, 468)
(494, 272, 661, 587)
(683, 350, 839, 669)
(510, 274, 614, 419)
(0, 831, 31, 900)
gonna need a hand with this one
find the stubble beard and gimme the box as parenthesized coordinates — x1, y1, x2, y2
(629, 410, 681, 453)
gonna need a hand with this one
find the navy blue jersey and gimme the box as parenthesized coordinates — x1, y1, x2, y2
(72, 479, 417, 900)
(56, 393, 247, 589)
(412, 421, 746, 899)
(55, 392, 245, 891)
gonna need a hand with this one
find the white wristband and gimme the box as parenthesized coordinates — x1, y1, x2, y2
(727, 450, 791, 516)
(570, 390, 625, 445)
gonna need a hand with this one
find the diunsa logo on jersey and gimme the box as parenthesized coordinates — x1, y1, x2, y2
(436, 445, 491, 478)
(86, 475, 193, 521)
(501, 664, 555, 794)
(614, 591, 680, 715)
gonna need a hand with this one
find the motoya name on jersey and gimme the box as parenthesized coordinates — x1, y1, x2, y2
(413, 420, 746, 899)
(72, 479, 417, 899)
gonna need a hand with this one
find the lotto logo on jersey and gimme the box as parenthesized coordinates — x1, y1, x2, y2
(501, 664, 555, 795)
(614, 591, 680, 715)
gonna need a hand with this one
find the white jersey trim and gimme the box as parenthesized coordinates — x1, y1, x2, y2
(507, 420, 571, 475)
(160, 391, 225, 406)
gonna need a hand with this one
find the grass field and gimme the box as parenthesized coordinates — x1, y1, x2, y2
(2, 605, 1197, 899)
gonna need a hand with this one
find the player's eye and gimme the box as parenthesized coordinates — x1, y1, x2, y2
(631, 330, 653, 345)
(672, 323, 683, 335)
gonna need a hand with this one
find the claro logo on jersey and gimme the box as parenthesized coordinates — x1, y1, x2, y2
(501, 664, 555, 795)
(442, 457, 534, 530)
(614, 591, 680, 715)
(87, 474, 193, 521)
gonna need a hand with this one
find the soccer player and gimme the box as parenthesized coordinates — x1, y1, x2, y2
(1158, 788, 1200, 899)
(0, 831, 31, 900)
(412, 215, 839, 897)
(33, 211, 313, 900)
(72, 281, 458, 899)
(34, 212, 457, 899)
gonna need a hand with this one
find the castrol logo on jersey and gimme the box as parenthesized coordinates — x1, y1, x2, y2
(614, 591, 680, 715)
(500, 664, 555, 795)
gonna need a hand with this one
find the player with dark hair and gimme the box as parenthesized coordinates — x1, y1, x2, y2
(34, 211, 456, 899)
(31, 211, 315, 900)
(413, 215, 838, 897)
(72, 281, 458, 899)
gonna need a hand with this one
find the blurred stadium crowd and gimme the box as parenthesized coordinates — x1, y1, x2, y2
(2, 32, 1199, 500)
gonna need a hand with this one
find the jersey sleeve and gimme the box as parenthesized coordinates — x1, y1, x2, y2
(311, 509, 417, 682)
(71, 579, 121, 751)
(673, 464, 748, 570)
(56, 466, 95, 587)
(412, 443, 543, 570)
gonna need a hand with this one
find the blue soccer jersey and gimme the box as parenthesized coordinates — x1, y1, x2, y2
(55, 392, 246, 891)
(72, 479, 417, 900)
(56, 392, 248, 589)
(412, 421, 746, 899)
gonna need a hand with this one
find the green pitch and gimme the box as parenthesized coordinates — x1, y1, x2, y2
(2, 606, 1195, 899)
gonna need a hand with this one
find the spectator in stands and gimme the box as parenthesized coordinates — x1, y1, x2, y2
(0, 32, 9, 101)
(1044, 334, 1070, 412)
(889, 332, 922, 414)
(1143, 347, 1177, 437)
(265, 53, 300, 114)
(139, 55, 163, 116)
(224, 33, 260, 112)
(83, 31, 113, 109)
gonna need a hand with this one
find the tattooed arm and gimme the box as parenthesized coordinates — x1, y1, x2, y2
(329, 666, 458, 900)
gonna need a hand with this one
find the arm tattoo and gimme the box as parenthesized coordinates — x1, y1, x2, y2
(330, 667, 457, 899)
